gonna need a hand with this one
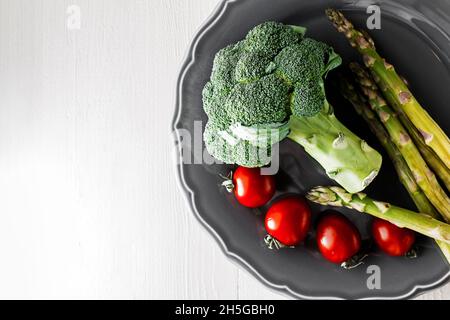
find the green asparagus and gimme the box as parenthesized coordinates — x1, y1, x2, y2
(326, 8, 450, 167)
(339, 77, 450, 263)
(396, 107, 450, 192)
(306, 186, 450, 244)
(349, 62, 450, 222)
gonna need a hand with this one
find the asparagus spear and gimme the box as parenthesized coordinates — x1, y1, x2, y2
(326, 8, 450, 166)
(306, 186, 450, 244)
(339, 77, 437, 216)
(349, 62, 450, 222)
(339, 77, 450, 263)
(396, 107, 450, 192)
(392, 73, 450, 191)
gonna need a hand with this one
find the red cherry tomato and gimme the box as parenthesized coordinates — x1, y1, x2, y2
(372, 218, 415, 256)
(265, 196, 311, 246)
(232, 166, 276, 208)
(316, 211, 361, 264)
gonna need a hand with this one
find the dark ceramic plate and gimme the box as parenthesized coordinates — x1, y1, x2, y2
(172, 0, 450, 299)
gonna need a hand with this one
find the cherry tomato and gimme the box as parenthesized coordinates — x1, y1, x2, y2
(265, 196, 311, 246)
(232, 166, 276, 208)
(316, 211, 361, 264)
(372, 218, 415, 256)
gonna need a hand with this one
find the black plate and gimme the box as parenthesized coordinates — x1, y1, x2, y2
(173, 0, 450, 299)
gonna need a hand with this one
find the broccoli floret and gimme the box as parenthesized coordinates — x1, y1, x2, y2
(210, 41, 244, 92)
(291, 79, 326, 117)
(299, 38, 329, 63)
(225, 74, 290, 126)
(203, 121, 233, 163)
(300, 38, 342, 77)
(235, 51, 274, 83)
(274, 37, 341, 116)
(201, 22, 382, 193)
(244, 21, 303, 56)
(202, 82, 231, 129)
(202, 81, 218, 117)
(204, 121, 272, 167)
(274, 39, 329, 84)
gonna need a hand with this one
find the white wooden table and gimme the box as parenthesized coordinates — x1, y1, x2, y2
(0, 0, 448, 299)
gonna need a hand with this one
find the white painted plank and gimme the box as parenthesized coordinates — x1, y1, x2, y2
(0, 0, 238, 299)
(237, 270, 287, 300)
(416, 282, 450, 300)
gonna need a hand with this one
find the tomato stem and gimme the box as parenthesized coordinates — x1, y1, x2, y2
(340, 253, 368, 270)
(341, 240, 372, 270)
(405, 247, 419, 259)
(264, 234, 293, 250)
(219, 171, 235, 193)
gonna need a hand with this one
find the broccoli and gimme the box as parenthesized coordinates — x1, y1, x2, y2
(202, 21, 382, 193)
(235, 51, 274, 83)
(244, 21, 303, 56)
(225, 74, 290, 126)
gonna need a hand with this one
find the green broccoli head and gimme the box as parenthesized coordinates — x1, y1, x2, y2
(202, 22, 342, 167)
(244, 21, 304, 56)
(201, 22, 382, 194)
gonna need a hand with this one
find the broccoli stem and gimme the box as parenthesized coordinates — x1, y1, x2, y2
(288, 108, 382, 193)
(289, 25, 307, 36)
(339, 76, 450, 264)
(326, 8, 450, 167)
(307, 186, 450, 244)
